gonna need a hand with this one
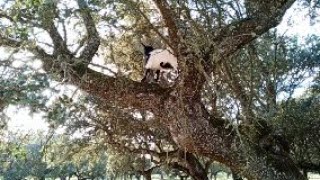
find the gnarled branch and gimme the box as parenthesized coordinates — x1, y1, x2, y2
(153, 0, 179, 54)
(77, 0, 100, 61)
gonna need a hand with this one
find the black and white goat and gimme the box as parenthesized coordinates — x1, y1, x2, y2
(141, 43, 178, 83)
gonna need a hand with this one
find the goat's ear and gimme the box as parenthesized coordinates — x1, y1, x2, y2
(141, 43, 148, 53)
(141, 43, 146, 47)
(141, 43, 154, 56)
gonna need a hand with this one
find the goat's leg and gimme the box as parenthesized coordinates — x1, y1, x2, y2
(154, 70, 161, 82)
(141, 69, 151, 82)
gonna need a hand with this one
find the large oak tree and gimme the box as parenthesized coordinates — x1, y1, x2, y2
(1, 0, 319, 179)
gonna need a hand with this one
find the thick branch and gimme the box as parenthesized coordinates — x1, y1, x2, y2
(70, 69, 172, 115)
(0, 35, 165, 116)
(41, 3, 71, 57)
(153, 0, 179, 53)
(245, 0, 293, 18)
(177, 151, 209, 180)
(77, 0, 100, 61)
(215, 0, 295, 58)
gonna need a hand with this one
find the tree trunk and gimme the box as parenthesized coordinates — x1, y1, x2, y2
(232, 171, 243, 180)
(164, 68, 306, 180)
(302, 170, 308, 179)
(179, 151, 209, 180)
(142, 169, 152, 180)
(160, 172, 164, 180)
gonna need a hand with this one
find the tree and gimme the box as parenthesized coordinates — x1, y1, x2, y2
(1, 0, 320, 179)
(0, 132, 49, 180)
(0, 131, 109, 180)
(274, 89, 320, 177)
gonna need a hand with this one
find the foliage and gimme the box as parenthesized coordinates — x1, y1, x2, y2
(274, 94, 320, 173)
(0, 0, 320, 179)
(0, 132, 109, 179)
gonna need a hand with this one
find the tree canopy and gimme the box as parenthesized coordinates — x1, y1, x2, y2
(0, 0, 320, 179)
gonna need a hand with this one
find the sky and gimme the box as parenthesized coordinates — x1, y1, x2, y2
(2, 0, 320, 134)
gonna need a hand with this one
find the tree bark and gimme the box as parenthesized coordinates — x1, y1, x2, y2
(142, 169, 152, 180)
(232, 172, 243, 180)
(169, 151, 209, 180)
(180, 152, 209, 180)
